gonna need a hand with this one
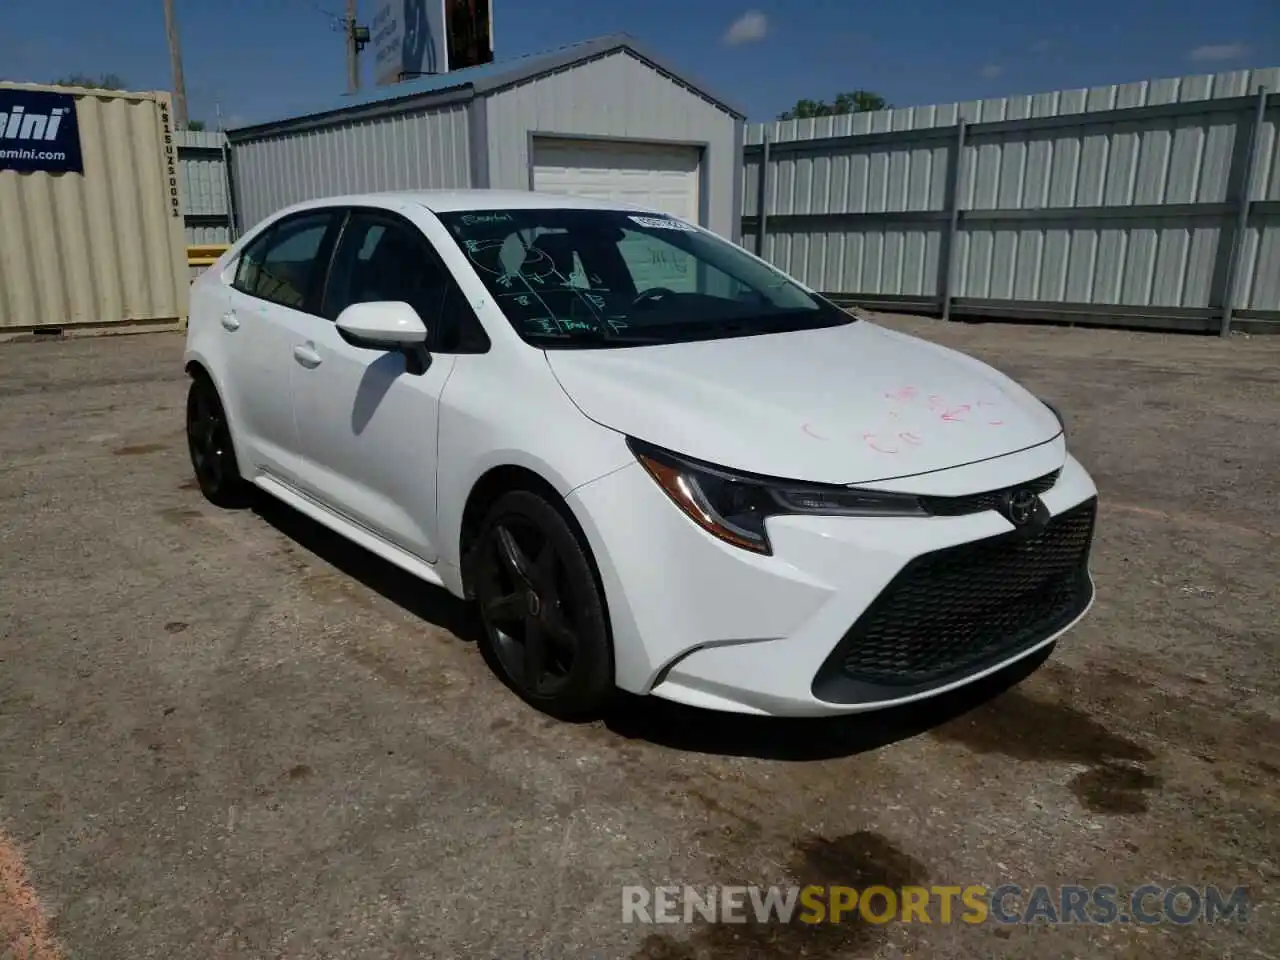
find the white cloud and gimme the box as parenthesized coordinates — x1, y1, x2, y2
(723, 10, 769, 46)
(1189, 42, 1249, 62)
(979, 63, 1004, 78)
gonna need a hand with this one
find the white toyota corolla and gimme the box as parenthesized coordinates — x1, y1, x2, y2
(184, 189, 1098, 720)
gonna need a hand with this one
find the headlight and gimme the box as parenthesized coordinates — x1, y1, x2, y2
(627, 438, 926, 555)
(1040, 398, 1067, 439)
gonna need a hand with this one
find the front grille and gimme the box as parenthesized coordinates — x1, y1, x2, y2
(819, 498, 1096, 693)
(919, 470, 1060, 517)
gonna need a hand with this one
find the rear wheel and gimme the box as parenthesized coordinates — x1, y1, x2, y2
(473, 490, 614, 720)
(186, 375, 247, 508)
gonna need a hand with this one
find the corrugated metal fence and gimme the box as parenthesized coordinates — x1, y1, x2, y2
(175, 129, 233, 244)
(742, 67, 1280, 334)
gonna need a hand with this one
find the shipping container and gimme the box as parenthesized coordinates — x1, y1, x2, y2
(0, 82, 190, 338)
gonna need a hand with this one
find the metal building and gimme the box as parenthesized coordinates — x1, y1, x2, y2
(226, 34, 745, 240)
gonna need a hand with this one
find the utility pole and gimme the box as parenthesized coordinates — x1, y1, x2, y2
(344, 1, 371, 94)
(162, 0, 189, 128)
(345, 0, 358, 94)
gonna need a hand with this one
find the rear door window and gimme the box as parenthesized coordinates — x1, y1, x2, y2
(233, 211, 338, 312)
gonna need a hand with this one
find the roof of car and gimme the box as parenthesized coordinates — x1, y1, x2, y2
(277, 189, 664, 216)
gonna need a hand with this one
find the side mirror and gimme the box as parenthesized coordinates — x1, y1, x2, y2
(335, 301, 432, 375)
(335, 301, 429, 347)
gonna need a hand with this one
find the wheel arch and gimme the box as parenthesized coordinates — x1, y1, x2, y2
(184, 358, 212, 382)
(457, 463, 597, 603)
(183, 346, 227, 394)
(182, 355, 249, 475)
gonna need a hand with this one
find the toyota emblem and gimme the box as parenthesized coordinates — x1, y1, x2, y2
(1006, 488, 1039, 526)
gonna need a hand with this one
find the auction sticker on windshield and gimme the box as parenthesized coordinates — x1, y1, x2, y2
(628, 215, 695, 231)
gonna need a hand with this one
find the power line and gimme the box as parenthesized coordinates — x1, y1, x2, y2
(276, 0, 368, 89)
(273, 0, 345, 27)
(306, 0, 345, 25)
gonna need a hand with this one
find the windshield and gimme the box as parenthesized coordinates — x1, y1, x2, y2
(434, 208, 854, 348)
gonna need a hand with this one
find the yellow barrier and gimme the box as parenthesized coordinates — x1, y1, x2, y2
(187, 244, 230, 267)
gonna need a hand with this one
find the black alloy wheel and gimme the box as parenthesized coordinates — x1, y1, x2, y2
(186, 376, 246, 508)
(473, 490, 613, 719)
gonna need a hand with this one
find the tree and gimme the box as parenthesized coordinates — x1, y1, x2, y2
(778, 90, 890, 121)
(52, 72, 128, 90)
(51, 73, 204, 130)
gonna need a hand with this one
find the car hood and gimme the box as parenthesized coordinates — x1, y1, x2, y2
(544, 321, 1063, 486)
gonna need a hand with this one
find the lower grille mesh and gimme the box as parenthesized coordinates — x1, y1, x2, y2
(835, 498, 1096, 687)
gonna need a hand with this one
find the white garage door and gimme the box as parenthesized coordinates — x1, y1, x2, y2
(531, 138, 701, 223)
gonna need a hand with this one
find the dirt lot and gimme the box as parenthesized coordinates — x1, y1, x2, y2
(0, 314, 1277, 959)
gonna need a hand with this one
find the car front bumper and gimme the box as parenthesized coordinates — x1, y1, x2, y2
(567, 444, 1098, 717)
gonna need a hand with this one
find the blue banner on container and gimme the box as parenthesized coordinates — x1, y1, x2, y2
(0, 89, 84, 174)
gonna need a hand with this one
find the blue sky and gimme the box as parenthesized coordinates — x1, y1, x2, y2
(2, 0, 1277, 126)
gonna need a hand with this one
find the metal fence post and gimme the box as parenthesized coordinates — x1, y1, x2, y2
(939, 119, 967, 322)
(221, 135, 241, 240)
(1220, 86, 1268, 337)
(755, 133, 771, 258)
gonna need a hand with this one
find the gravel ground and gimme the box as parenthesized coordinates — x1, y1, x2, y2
(0, 314, 1276, 959)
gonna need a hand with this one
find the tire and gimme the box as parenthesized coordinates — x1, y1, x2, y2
(472, 489, 614, 720)
(185, 375, 248, 509)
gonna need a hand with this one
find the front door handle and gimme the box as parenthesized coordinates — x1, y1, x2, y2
(293, 344, 323, 368)
(220, 312, 240, 332)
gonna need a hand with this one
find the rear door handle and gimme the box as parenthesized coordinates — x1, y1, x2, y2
(220, 312, 240, 331)
(293, 344, 323, 368)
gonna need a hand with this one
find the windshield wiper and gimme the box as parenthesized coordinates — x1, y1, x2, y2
(624, 318, 781, 341)
(525, 327, 669, 347)
(600, 330, 670, 343)
(670, 313, 846, 339)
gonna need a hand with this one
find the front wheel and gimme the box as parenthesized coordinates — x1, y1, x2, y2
(473, 490, 614, 720)
(186, 375, 247, 508)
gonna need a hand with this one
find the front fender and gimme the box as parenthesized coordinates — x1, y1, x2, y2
(433, 353, 634, 576)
